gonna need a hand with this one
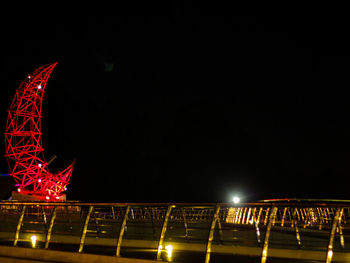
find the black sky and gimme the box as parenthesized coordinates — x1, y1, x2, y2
(1, 10, 350, 202)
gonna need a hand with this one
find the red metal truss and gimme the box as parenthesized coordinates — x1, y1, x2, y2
(4, 63, 74, 198)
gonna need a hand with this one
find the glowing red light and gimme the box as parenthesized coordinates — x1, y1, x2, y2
(5, 63, 75, 198)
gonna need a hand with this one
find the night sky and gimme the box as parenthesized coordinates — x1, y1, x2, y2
(1, 10, 350, 202)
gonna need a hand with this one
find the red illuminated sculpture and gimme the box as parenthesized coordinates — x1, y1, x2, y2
(4, 63, 74, 200)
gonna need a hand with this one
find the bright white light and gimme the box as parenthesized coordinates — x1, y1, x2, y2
(38, 163, 42, 168)
(233, 196, 240, 204)
(30, 235, 37, 247)
(37, 85, 42, 89)
(165, 244, 173, 259)
(38, 179, 41, 183)
(327, 250, 333, 260)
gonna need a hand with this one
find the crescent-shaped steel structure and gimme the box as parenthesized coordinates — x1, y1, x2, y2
(4, 63, 74, 200)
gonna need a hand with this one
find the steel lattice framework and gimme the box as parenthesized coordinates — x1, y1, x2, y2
(4, 63, 74, 199)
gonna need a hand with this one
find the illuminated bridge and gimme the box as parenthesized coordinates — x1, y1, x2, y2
(1, 200, 350, 262)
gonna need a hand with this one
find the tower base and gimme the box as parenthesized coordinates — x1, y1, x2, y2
(11, 191, 66, 201)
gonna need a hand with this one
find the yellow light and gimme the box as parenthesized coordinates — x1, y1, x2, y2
(30, 235, 37, 248)
(165, 244, 173, 260)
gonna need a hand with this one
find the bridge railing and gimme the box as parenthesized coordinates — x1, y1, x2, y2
(1, 201, 350, 263)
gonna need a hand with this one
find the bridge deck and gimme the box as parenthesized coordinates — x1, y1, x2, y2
(1, 201, 350, 262)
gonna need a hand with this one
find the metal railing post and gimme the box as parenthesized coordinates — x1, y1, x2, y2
(257, 207, 263, 223)
(281, 207, 287, 227)
(181, 208, 189, 238)
(41, 206, 47, 224)
(78, 206, 94, 253)
(111, 206, 115, 220)
(326, 208, 343, 263)
(45, 207, 57, 248)
(242, 207, 247, 224)
(246, 207, 252, 224)
(264, 207, 270, 225)
(336, 208, 345, 248)
(261, 206, 277, 263)
(205, 204, 221, 263)
(13, 205, 26, 246)
(116, 205, 130, 257)
(156, 205, 174, 260)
